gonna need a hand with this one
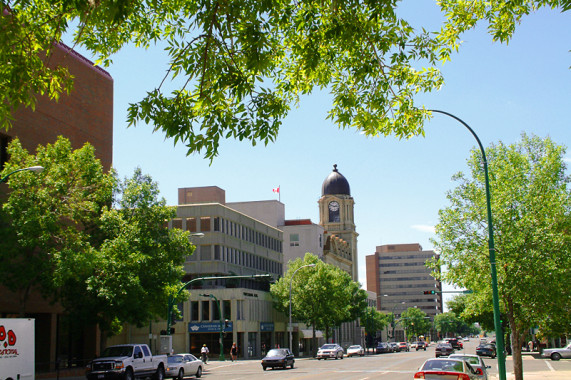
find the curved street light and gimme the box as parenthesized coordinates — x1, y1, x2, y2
(0, 166, 44, 184)
(429, 109, 506, 380)
(289, 263, 316, 352)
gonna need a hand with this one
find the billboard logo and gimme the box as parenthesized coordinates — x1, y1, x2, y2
(0, 325, 19, 357)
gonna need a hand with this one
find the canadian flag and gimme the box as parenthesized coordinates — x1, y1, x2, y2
(272, 186, 280, 193)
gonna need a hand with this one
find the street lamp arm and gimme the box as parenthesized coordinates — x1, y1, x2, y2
(429, 109, 506, 380)
(0, 166, 44, 183)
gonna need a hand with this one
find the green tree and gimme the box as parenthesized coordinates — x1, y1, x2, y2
(400, 307, 431, 340)
(270, 253, 368, 354)
(431, 134, 571, 380)
(1, 137, 115, 316)
(360, 306, 389, 348)
(3, 1, 567, 160)
(434, 312, 461, 338)
(0, 137, 194, 335)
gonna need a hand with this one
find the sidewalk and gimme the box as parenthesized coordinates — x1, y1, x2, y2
(492, 371, 571, 380)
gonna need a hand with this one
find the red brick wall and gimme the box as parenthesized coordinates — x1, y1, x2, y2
(7, 42, 113, 171)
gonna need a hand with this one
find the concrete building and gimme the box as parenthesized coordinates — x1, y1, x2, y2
(0, 42, 113, 373)
(366, 243, 443, 341)
(281, 219, 324, 269)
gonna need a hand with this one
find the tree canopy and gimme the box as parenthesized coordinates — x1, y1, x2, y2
(431, 134, 571, 380)
(270, 253, 368, 345)
(0, 138, 194, 334)
(399, 307, 431, 340)
(2, 1, 568, 160)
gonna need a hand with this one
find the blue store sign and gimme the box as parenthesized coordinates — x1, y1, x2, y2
(188, 322, 233, 333)
(260, 322, 274, 332)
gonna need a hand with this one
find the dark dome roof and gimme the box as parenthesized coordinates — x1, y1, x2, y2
(322, 164, 351, 196)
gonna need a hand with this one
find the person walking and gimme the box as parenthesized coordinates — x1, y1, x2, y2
(201, 344, 209, 364)
(230, 342, 238, 362)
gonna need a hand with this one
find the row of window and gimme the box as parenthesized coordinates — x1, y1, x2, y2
(379, 254, 434, 260)
(171, 216, 283, 253)
(215, 245, 283, 275)
(379, 262, 428, 267)
(381, 283, 440, 289)
(214, 217, 282, 253)
(380, 276, 436, 282)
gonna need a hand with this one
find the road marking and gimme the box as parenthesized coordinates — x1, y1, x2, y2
(545, 360, 556, 371)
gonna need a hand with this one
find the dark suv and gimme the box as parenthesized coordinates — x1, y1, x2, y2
(446, 338, 462, 350)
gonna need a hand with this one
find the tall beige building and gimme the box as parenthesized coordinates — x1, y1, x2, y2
(366, 243, 443, 318)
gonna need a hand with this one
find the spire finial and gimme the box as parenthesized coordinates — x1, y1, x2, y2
(333, 164, 338, 172)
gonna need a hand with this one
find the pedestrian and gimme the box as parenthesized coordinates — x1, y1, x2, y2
(528, 340, 533, 352)
(201, 344, 209, 364)
(230, 342, 238, 362)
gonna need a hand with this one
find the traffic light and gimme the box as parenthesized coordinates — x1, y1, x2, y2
(423, 290, 436, 295)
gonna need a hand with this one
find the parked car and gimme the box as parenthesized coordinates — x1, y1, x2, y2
(398, 342, 410, 352)
(261, 348, 295, 370)
(346, 345, 365, 357)
(449, 354, 491, 380)
(476, 344, 497, 359)
(389, 342, 401, 352)
(410, 341, 418, 349)
(541, 343, 571, 361)
(166, 353, 203, 380)
(416, 341, 427, 351)
(435, 343, 454, 357)
(414, 358, 481, 380)
(317, 344, 344, 360)
(375, 342, 392, 354)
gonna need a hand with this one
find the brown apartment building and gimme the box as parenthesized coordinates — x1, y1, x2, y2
(0, 42, 113, 373)
(366, 244, 443, 328)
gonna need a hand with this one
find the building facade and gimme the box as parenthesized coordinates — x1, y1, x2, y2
(0, 43, 113, 373)
(366, 243, 443, 340)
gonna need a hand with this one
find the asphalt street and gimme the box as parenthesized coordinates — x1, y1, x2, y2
(198, 339, 571, 380)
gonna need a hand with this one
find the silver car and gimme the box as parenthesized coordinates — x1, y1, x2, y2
(541, 343, 571, 361)
(346, 345, 365, 357)
(166, 353, 203, 380)
(449, 354, 491, 380)
(317, 343, 344, 360)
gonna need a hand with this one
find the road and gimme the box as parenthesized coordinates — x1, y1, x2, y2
(199, 339, 571, 380)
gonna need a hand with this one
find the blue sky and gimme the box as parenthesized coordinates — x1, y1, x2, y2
(65, 2, 570, 305)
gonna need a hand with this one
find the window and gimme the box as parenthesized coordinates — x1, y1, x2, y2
(214, 217, 220, 231)
(290, 234, 299, 247)
(171, 219, 183, 229)
(141, 345, 151, 357)
(223, 300, 231, 320)
(0, 134, 9, 170)
(134, 346, 142, 358)
(202, 300, 210, 321)
(191, 301, 199, 321)
(200, 217, 211, 232)
(214, 245, 220, 260)
(186, 218, 197, 232)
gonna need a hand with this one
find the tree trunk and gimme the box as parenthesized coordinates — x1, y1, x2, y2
(507, 300, 524, 380)
(312, 325, 317, 358)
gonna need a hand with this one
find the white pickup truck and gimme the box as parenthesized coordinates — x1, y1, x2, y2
(86, 343, 167, 380)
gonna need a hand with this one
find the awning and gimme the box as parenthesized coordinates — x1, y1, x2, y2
(300, 329, 323, 338)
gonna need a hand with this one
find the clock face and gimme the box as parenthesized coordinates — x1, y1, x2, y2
(328, 201, 340, 212)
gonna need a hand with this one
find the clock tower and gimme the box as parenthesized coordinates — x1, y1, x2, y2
(319, 164, 358, 281)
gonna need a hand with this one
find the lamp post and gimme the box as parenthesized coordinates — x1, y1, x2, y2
(0, 166, 44, 183)
(390, 302, 405, 341)
(429, 109, 506, 380)
(289, 264, 316, 352)
(200, 293, 225, 361)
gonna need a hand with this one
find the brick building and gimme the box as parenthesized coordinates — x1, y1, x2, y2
(0, 42, 113, 373)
